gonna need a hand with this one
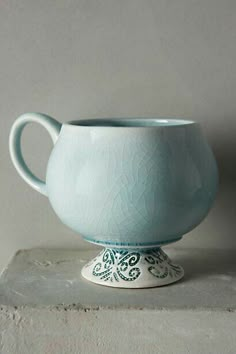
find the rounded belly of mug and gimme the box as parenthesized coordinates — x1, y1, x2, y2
(46, 135, 218, 248)
(47, 174, 215, 248)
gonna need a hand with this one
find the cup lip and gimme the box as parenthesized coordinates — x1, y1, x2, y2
(64, 117, 197, 128)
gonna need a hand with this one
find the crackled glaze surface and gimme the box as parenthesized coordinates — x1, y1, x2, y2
(46, 120, 218, 247)
(9, 115, 218, 248)
(9, 115, 218, 288)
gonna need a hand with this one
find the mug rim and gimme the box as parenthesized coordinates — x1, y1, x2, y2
(64, 118, 197, 128)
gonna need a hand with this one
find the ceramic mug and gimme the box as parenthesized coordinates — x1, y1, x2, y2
(9, 113, 218, 288)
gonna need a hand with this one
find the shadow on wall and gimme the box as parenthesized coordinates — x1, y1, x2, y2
(209, 127, 236, 248)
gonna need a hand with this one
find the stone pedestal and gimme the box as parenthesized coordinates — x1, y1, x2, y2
(0, 248, 235, 353)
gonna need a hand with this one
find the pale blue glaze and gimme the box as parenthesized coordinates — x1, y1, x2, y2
(10, 115, 218, 248)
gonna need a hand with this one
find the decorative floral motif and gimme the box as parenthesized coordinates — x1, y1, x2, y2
(144, 248, 183, 279)
(92, 249, 141, 282)
(88, 247, 183, 284)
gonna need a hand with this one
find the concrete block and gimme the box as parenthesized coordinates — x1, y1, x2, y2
(0, 248, 235, 353)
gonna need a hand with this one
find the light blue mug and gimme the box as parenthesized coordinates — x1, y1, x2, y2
(9, 113, 218, 288)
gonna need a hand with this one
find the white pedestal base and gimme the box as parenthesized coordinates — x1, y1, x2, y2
(81, 247, 184, 288)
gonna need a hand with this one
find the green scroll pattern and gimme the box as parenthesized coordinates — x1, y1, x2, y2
(92, 248, 182, 283)
(145, 248, 183, 279)
(92, 249, 141, 283)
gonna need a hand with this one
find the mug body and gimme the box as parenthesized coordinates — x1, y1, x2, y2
(46, 118, 218, 248)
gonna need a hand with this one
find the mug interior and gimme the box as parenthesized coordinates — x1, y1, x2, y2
(68, 118, 195, 127)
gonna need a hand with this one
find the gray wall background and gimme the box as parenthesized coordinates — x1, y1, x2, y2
(0, 0, 235, 271)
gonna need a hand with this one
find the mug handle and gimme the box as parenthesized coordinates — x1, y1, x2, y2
(9, 112, 62, 196)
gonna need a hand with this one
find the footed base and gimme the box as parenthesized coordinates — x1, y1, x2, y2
(81, 247, 184, 288)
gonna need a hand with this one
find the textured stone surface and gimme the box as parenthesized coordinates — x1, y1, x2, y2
(0, 308, 235, 354)
(0, 247, 235, 309)
(0, 248, 235, 354)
